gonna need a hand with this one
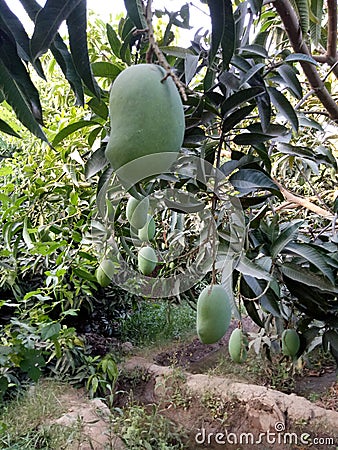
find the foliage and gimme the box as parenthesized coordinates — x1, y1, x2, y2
(0, 0, 337, 383)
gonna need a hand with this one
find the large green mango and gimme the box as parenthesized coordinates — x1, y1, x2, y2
(105, 64, 185, 186)
(196, 285, 232, 344)
(95, 259, 116, 287)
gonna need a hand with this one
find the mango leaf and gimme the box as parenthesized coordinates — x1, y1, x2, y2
(106, 24, 122, 58)
(0, 119, 20, 138)
(87, 98, 108, 120)
(85, 146, 108, 179)
(96, 166, 114, 218)
(234, 132, 276, 145)
(0, 60, 47, 142)
(267, 87, 298, 132)
(124, 0, 147, 29)
(0, 27, 43, 124)
(310, 0, 323, 46)
(281, 263, 338, 293)
(239, 44, 269, 58)
(239, 63, 265, 88)
(294, 0, 310, 35)
(229, 168, 282, 198)
(208, 0, 226, 66)
(31, 0, 82, 60)
(221, 86, 264, 117)
(185, 53, 199, 85)
(221, 0, 235, 70)
(67, 1, 100, 97)
(91, 62, 122, 79)
(52, 120, 100, 146)
(284, 242, 335, 284)
(270, 220, 303, 258)
(237, 256, 272, 281)
(50, 35, 84, 105)
(160, 46, 194, 58)
(222, 104, 256, 134)
(0, 0, 45, 78)
(284, 53, 319, 66)
(276, 64, 302, 99)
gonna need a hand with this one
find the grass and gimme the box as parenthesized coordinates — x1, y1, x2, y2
(119, 299, 196, 347)
(0, 379, 85, 449)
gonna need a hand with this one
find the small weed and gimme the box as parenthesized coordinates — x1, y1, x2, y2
(200, 390, 229, 423)
(157, 368, 192, 410)
(112, 403, 187, 449)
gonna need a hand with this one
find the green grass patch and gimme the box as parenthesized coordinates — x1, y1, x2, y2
(120, 300, 196, 347)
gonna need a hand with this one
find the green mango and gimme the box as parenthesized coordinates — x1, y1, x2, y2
(105, 64, 185, 186)
(95, 259, 116, 287)
(126, 196, 149, 229)
(138, 245, 158, 275)
(228, 328, 248, 363)
(282, 329, 300, 357)
(138, 215, 156, 242)
(196, 285, 232, 344)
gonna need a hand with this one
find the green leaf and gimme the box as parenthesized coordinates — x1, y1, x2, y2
(294, 0, 310, 35)
(31, 0, 82, 60)
(233, 132, 276, 145)
(221, 0, 235, 70)
(0, 119, 20, 138)
(106, 24, 122, 58)
(221, 86, 264, 117)
(284, 53, 319, 66)
(67, 1, 100, 97)
(237, 256, 273, 280)
(160, 46, 194, 58)
(87, 98, 108, 120)
(40, 322, 61, 340)
(50, 35, 84, 106)
(91, 62, 122, 79)
(270, 220, 303, 258)
(310, 0, 323, 46)
(281, 263, 338, 293)
(208, 0, 225, 66)
(52, 120, 100, 146)
(96, 166, 114, 218)
(0, 26, 43, 124)
(229, 168, 282, 197)
(267, 87, 298, 132)
(124, 0, 147, 29)
(276, 64, 302, 99)
(276, 143, 315, 159)
(0, 0, 45, 78)
(0, 59, 47, 142)
(239, 44, 269, 58)
(239, 63, 265, 88)
(85, 146, 108, 179)
(284, 242, 335, 284)
(222, 104, 256, 134)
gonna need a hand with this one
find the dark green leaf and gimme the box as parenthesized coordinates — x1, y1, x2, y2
(52, 120, 100, 146)
(233, 132, 276, 145)
(276, 64, 302, 99)
(284, 53, 319, 66)
(208, 0, 225, 66)
(50, 35, 84, 105)
(0, 60, 47, 141)
(221, 0, 235, 70)
(270, 220, 303, 258)
(239, 63, 265, 88)
(222, 104, 256, 134)
(40, 322, 61, 340)
(0, 119, 20, 138)
(96, 166, 114, 218)
(221, 86, 264, 117)
(239, 44, 269, 58)
(87, 98, 108, 120)
(85, 146, 108, 179)
(267, 87, 298, 132)
(0, 28, 43, 124)
(67, 1, 100, 97)
(281, 263, 338, 293)
(229, 168, 282, 197)
(106, 24, 122, 58)
(124, 0, 147, 29)
(0, 0, 45, 78)
(276, 143, 315, 159)
(31, 0, 82, 60)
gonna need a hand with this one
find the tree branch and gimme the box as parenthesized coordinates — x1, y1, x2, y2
(273, 0, 338, 120)
(327, 0, 337, 59)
